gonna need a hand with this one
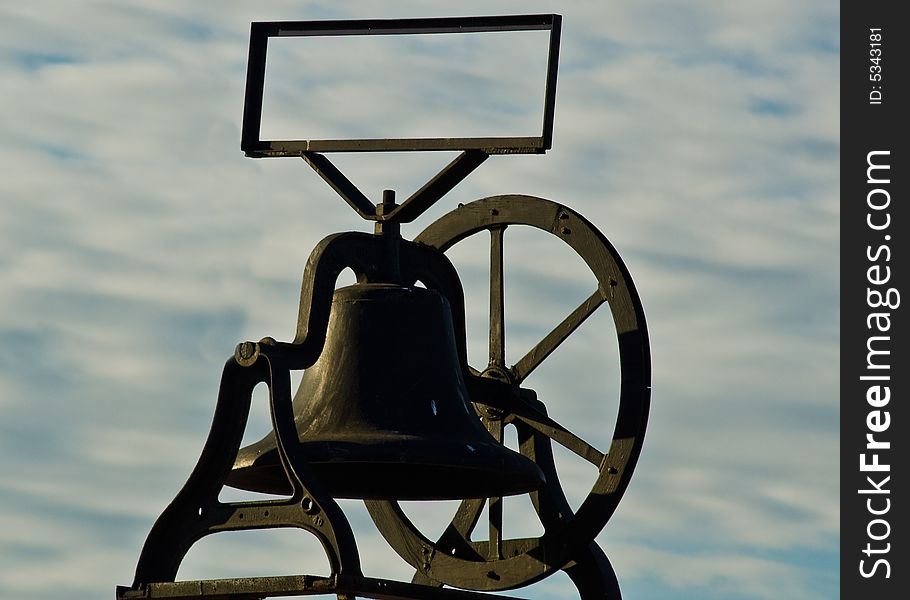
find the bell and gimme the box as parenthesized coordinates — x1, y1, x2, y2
(228, 283, 545, 500)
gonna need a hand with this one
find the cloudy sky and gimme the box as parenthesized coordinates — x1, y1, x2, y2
(0, 2, 838, 599)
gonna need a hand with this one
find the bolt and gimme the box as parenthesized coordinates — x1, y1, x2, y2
(235, 341, 258, 364)
(484, 406, 504, 421)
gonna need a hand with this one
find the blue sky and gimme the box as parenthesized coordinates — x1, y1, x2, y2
(0, 1, 838, 599)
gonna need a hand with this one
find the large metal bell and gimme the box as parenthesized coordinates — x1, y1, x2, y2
(228, 283, 545, 500)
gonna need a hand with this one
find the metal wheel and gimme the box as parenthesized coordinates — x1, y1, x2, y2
(365, 195, 650, 592)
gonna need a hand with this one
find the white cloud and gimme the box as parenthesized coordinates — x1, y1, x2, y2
(1, 2, 837, 599)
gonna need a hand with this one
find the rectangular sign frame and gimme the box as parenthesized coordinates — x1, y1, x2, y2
(240, 14, 561, 157)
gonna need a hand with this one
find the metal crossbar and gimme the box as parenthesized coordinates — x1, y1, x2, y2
(118, 575, 528, 600)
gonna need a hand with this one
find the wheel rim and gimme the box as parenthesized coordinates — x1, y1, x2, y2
(366, 195, 651, 591)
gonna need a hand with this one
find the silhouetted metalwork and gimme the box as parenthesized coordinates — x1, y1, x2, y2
(241, 15, 561, 158)
(118, 13, 650, 600)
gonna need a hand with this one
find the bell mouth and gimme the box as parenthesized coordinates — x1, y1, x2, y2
(228, 435, 546, 500)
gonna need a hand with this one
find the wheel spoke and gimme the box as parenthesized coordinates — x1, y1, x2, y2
(437, 498, 485, 549)
(489, 496, 503, 560)
(511, 288, 606, 382)
(485, 417, 504, 560)
(489, 226, 506, 367)
(510, 398, 605, 467)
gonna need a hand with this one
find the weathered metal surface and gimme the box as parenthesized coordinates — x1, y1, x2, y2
(241, 15, 561, 157)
